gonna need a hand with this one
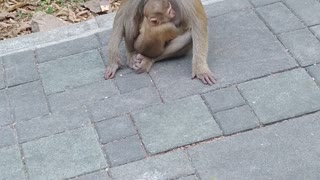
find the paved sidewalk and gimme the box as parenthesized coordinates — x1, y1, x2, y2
(1, 0, 320, 179)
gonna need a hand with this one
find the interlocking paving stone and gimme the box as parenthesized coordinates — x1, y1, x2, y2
(110, 151, 194, 180)
(178, 175, 198, 180)
(208, 10, 298, 84)
(203, 86, 245, 113)
(103, 135, 146, 167)
(256, 2, 304, 34)
(95, 115, 136, 144)
(238, 68, 320, 124)
(0, 19, 99, 56)
(36, 33, 100, 63)
(72, 80, 119, 103)
(205, 0, 252, 18)
(133, 95, 222, 154)
(0, 126, 16, 148)
(115, 73, 152, 94)
(22, 127, 107, 180)
(284, 0, 320, 26)
(2, 50, 39, 87)
(0, 90, 12, 126)
(188, 112, 320, 179)
(214, 105, 260, 135)
(0, 146, 25, 180)
(39, 49, 105, 94)
(0, 62, 5, 89)
(48, 81, 118, 112)
(48, 91, 81, 112)
(72, 170, 111, 180)
(16, 107, 90, 143)
(249, 0, 280, 7)
(279, 29, 320, 66)
(150, 10, 297, 101)
(310, 25, 320, 39)
(89, 87, 161, 122)
(307, 64, 320, 85)
(7, 81, 49, 121)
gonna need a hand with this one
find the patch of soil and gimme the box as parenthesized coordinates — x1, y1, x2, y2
(0, 0, 121, 40)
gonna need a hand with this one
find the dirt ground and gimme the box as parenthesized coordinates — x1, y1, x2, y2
(0, 0, 120, 40)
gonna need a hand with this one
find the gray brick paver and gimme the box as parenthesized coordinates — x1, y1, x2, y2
(133, 95, 222, 154)
(284, 0, 320, 26)
(103, 135, 147, 167)
(256, 2, 304, 34)
(205, 0, 252, 18)
(72, 170, 111, 180)
(214, 105, 260, 135)
(249, 0, 280, 7)
(188, 112, 320, 179)
(0, 146, 25, 180)
(2, 50, 39, 87)
(88, 87, 161, 122)
(95, 115, 136, 144)
(310, 25, 320, 39)
(7, 81, 49, 121)
(115, 73, 152, 94)
(48, 80, 118, 112)
(203, 86, 245, 113)
(110, 151, 194, 180)
(39, 49, 105, 94)
(307, 64, 320, 85)
(178, 175, 198, 180)
(72, 80, 119, 103)
(0, 126, 16, 148)
(48, 91, 81, 112)
(22, 127, 107, 180)
(16, 107, 90, 143)
(238, 68, 320, 124)
(279, 28, 320, 66)
(0, 90, 12, 126)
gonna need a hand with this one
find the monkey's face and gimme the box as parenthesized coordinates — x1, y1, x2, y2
(147, 2, 175, 26)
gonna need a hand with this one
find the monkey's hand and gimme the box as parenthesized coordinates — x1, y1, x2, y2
(105, 55, 122, 79)
(133, 54, 154, 74)
(192, 67, 217, 85)
(127, 52, 138, 69)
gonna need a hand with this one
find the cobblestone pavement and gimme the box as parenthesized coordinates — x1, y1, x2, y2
(1, 0, 320, 179)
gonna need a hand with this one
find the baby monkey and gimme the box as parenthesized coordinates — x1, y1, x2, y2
(134, 0, 181, 59)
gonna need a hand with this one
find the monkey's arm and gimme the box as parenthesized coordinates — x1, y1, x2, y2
(105, 0, 143, 79)
(188, 0, 216, 85)
(105, 8, 126, 79)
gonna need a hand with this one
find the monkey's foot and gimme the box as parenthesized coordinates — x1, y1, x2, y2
(133, 54, 154, 73)
(192, 69, 217, 85)
(105, 64, 120, 79)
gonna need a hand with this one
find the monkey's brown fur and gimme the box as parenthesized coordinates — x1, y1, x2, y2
(105, 0, 216, 85)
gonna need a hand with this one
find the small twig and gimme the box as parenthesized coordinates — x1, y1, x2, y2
(7, 2, 28, 12)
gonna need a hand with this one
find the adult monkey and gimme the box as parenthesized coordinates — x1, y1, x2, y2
(105, 0, 216, 85)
